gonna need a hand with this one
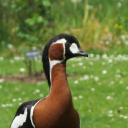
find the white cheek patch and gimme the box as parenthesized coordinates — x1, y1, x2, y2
(70, 43, 79, 54)
(10, 108, 28, 128)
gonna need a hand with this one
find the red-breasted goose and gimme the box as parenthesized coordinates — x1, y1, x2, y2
(10, 33, 88, 128)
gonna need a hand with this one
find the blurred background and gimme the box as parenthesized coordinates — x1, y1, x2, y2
(0, 0, 128, 56)
(0, 0, 128, 128)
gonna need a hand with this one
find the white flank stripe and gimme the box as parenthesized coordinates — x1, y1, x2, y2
(10, 108, 28, 128)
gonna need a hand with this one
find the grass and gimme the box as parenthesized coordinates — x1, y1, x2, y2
(0, 1, 128, 127)
(0, 54, 128, 128)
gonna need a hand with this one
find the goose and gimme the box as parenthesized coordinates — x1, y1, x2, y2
(10, 33, 88, 128)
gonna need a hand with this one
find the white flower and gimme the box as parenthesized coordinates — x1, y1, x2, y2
(20, 68, 25, 72)
(18, 98, 22, 101)
(89, 62, 93, 65)
(74, 80, 79, 84)
(119, 81, 123, 84)
(73, 97, 78, 100)
(125, 41, 128, 45)
(10, 59, 14, 63)
(119, 107, 123, 110)
(102, 70, 107, 74)
(90, 54, 94, 58)
(78, 95, 83, 99)
(71, 0, 82, 3)
(83, 75, 89, 80)
(110, 81, 115, 84)
(96, 54, 100, 59)
(105, 41, 110, 45)
(106, 96, 112, 100)
(91, 88, 95, 91)
(21, 57, 25, 60)
(12, 99, 17, 102)
(102, 54, 108, 59)
(6, 104, 13, 107)
(7, 44, 13, 49)
(108, 114, 113, 117)
(0, 57, 4, 61)
(126, 87, 128, 90)
(115, 74, 121, 78)
(123, 116, 128, 119)
(102, 62, 106, 65)
(116, 69, 120, 73)
(87, 5, 94, 10)
(88, 109, 91, 112)
(108, 110, 113, 113)
(39, 94, 43, 97)
(120, 35, 125, 40)
(0, 79, 4, 83)
(117, 2, 121, 7)
(14, 56, 20, 60)
(120, 115, 123, 118)
(94, 76, 99, 81)
(32, 47, 37, 50)
(35, 89, 40, 93)
(108, 59, 113, 63)
(78, 62, 83, 66)
(83, 66, 86, 69)
(1, 104, 6, 108)
(19, 103, 22, 105)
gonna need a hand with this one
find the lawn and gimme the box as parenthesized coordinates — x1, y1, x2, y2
(1, 0, 128, 127)
(0, 54, 128, 128)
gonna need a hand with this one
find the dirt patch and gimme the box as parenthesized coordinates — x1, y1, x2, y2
(0, 71, 46, 83)
(0, 72, 79, 83)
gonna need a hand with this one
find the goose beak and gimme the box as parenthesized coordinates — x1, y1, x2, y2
(75, 49, 88, 57)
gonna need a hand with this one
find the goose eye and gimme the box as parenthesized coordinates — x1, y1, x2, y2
(66, 43, 71, 46)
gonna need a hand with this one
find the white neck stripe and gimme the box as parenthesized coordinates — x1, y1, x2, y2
(54, 38, 67, 44)
(49, 38, 67, 87)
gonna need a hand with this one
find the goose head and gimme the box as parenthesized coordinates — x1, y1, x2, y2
(42, 33, 88, 86)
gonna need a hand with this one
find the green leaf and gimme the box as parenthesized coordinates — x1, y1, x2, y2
(25, 18, 35, 26)
(15, 25, 20, 32)
(42, 0, 51, 7)
(36, 16, 44, 23)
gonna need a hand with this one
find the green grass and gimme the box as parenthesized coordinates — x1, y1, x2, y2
(1, 1, 128, 126)
(0, 55, 128, 128)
